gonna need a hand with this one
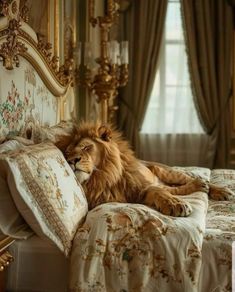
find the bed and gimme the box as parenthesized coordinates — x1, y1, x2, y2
(6, 169, 235, 292)
(0, 1, 235, 292)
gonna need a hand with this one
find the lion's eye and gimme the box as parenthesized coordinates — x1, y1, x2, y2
(82, 145, 93, 151)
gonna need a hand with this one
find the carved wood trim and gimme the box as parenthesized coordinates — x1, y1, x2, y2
(0, 237, 15, 272)
(0, 0, 74, 96)
(0, 237, 15, 253)
(0, 251, 14, 272)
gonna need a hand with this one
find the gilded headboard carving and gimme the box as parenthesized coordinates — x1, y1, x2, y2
(0, 0, 75, 137)
(0, 0, 74, 94)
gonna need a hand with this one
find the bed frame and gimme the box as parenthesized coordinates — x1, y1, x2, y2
(0, 0, 74, 288)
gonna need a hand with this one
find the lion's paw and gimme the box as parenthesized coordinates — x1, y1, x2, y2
(189, 178, 209, 193)
(209, 185, 235, 201)
(154, 196, 192, 217)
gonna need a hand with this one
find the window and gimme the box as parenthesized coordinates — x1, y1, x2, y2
(141, 0, 203, 134)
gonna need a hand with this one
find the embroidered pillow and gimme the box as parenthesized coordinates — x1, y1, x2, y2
(0, 140, 33, 239)
(2, 142, 88, 256)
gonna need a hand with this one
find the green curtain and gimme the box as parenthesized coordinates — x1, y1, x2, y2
(118, 0, 168, 153)
(181, 0, 233, 168)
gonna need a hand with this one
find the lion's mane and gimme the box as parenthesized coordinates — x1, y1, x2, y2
(71, 122, 150, 209)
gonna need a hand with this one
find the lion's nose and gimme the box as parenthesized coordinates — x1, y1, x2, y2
(74, 157, 81, 164)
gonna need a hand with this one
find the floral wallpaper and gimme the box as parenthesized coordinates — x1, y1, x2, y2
(0, 57, 59, 137)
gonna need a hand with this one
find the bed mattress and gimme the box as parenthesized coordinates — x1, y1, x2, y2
(6, 235, 69, 292)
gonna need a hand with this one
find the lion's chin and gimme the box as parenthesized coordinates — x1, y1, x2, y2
(74, 170, 91, 184)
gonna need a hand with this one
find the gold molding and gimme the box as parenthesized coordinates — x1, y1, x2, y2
(72, 0, 77, 48)
(0, 0, 73, 95)
(54, 0, 60, 59)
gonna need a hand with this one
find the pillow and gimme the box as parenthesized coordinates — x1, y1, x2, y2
(0, 140, 33, 239)
(19, 120, 75, 151)
(1, 142, 88, 256)
(0, 139, 25, 153)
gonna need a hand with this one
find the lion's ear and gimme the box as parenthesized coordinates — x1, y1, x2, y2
(98, 125, 112, 142)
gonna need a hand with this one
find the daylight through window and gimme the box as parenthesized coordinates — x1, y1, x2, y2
(141, 0, 204, 134)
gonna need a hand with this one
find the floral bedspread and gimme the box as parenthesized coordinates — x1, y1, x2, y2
(69, 168, 212, 292)
(198, 169, 235, 292)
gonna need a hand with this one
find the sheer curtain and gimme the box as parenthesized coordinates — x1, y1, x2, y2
(140, 0, 215, 167)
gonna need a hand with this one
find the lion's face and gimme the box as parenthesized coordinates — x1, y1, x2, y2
(65, 137, 101, 184)
(64, 123, 124, 189)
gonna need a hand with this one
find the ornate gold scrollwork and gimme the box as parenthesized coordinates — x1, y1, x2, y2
(0, 0, 74, 88)
(37, 37, 74, 86)
(0, 0, 11, 17)
(19, 0, 29, 23)
(0, 18, 27, 69)
(57, 58, 74, 86)
(0, 251, 14, 271)
(0, 0, 28, 69)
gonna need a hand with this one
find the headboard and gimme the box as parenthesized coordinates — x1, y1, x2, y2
(0, 0, 75, 138)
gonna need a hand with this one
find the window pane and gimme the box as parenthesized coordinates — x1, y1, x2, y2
(141, 0, 204, 135)
(165, 2, 183, 41)
(164, 87, 203, 133)
(165, 44, 190, 86)
(142, 85, 203, 134)
(165, 86, 193, 108)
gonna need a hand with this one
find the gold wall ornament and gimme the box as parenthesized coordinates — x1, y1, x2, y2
(80, 0, 129, 124)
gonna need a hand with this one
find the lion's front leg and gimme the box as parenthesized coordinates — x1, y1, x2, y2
(142, 186, 192, 217)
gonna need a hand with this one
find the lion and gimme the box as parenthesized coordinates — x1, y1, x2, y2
(64, 122, 234, 217)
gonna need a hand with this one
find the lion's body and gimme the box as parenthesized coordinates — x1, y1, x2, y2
(64, 122, 234, 217)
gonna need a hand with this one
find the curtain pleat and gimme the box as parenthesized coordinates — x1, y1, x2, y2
(118, 0, 168, 153)
(181, 0, 233, 167)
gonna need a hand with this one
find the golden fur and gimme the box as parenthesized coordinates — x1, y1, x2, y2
(64, 122, 234, 217)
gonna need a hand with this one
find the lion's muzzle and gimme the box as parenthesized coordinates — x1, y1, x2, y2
(67, 156, 91, 184)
